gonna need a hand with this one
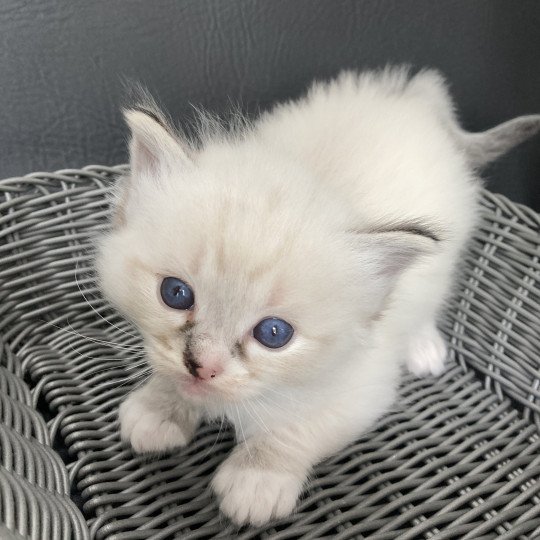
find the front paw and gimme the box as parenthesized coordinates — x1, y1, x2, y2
(119, 391, 192, 454)
(407, 323, 447, 377)
(212, 457, 304, 526)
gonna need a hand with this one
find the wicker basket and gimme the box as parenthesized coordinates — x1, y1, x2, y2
(0, 165, 539, 539)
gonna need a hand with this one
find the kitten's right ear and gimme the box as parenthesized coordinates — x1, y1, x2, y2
(348, 229, 436, 315)
(124, 107, 191, 179)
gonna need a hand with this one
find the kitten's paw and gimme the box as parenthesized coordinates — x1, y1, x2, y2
(407, 325, 447, 377)
(119, 392, 190, 453)
(212, 459, 303, 526)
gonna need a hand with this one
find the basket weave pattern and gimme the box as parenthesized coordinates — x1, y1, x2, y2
(0, 165, 539, 539)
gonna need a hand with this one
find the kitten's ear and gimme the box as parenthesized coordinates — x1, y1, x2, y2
(124, 107, 190, 179)
(350, 231, 436, 310)
(112, 107, 190, 227)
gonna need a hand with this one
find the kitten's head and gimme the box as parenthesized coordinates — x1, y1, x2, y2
(96, 106, 428, 406)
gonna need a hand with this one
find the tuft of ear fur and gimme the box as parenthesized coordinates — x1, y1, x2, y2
(458, 114, 540, 169)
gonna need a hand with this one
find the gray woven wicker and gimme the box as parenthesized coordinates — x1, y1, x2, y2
(0, 165, 539, 539)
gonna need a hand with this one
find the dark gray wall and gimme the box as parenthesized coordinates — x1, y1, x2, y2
(1, 0, 539, 208)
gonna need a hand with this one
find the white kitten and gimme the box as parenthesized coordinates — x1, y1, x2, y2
(96, 67, 540, 526)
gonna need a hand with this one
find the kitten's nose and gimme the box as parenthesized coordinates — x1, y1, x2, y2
(196, 363, 224, 381)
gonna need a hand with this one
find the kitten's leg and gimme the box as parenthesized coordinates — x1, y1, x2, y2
(407, 320, 447, 377)
(212, 401, 389, 526)
(213, 441, 305, 526)
(119, 374, 200, 453)
(393, 255, 453, 377)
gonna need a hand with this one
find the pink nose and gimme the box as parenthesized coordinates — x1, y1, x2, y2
(196, 363, 224, 381)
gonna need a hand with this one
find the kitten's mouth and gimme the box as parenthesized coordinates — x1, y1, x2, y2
(177, 374, 214, 398)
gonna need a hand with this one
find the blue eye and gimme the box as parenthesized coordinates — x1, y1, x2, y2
(253, 317, 294, 349)
(160, 277, 195, 310)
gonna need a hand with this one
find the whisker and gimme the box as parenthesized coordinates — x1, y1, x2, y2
(45, 327, 147, 375)
(205, 413, 228, 457)
(244, 399, 270, 434)
(67, 339, 146, 360)
(261, 384, 304, 406)
(42, 320, 144, 352)
(241, 401, 262, 434)
(234, 403, 252, 460)
(117, 371, 151, 385)
(88, 369, 148, 386)
(256, 392, 306, 424)
(247, 399, 297, 452)
(118, 369, 152, 390)
(82, 360, 149, 379)
(72, 320, 144, 351)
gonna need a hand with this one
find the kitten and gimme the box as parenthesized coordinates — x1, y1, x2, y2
(96, 67, 540, 526)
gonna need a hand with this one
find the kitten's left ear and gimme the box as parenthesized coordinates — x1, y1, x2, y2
(124, 107, 191, 179)
(349, 230, 436, 310)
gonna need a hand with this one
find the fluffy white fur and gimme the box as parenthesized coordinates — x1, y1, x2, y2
(96, 67, 540, 526)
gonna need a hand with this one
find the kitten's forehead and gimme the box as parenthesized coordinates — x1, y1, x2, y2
(148, 170, 308, 271)
(192, 207, 291, 305)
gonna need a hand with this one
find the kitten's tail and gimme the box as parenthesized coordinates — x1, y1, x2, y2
(457, 114, 540, 169)
(408, 69, 539, 169)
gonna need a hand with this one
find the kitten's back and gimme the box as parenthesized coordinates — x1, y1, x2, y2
(255, 68, 478, 241)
